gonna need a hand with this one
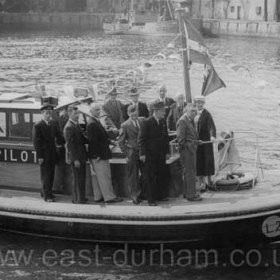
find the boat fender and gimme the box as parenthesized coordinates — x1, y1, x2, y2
(214, 172, 257, 191)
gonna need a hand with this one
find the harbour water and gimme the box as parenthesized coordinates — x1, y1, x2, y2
(0, 30, 280, 279)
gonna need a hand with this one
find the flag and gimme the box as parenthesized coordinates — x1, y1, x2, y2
(201, 66, 226, 96)
(182, 16, 212, 66)
(182, 15, 226, 95)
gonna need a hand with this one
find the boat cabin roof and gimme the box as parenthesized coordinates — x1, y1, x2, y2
(0, 93, 93, 143)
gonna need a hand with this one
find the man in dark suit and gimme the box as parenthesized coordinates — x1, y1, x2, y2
(123, 87, 149, 120)
(177, 103, 202, 201)
(103, 87, 124, 129)
(32, 104, 65, 202)
(150, 84, 175, 120)
(138, 101, 170, 206)
(167, 92, 186, 131)
(87, 103, 122, 203)
(119, 104, 145, 204)
(64, 105, 88, 204)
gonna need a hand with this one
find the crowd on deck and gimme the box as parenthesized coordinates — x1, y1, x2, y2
(32, 84, 216, 206)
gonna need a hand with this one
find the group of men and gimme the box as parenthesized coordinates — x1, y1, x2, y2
(32, 83, 216, 206)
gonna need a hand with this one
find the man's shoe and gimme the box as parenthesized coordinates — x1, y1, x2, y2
(133, 198, 141, 205)
(187, 196, 203, 202)
(106, 197, 123, 203)
(45, 198, 55, 202)
(158, 197, 169, 202)
(79, 201, 88, 204)
(50, 194, 56, 199)
(94, 198, 104, 203)
(148, 202, 157, 206)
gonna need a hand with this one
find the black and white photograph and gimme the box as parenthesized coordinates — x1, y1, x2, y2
(0, 0, 280, 279)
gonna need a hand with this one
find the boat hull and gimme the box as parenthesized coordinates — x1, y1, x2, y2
(103, 18, 202, 36)
(1, 196, 280, 247)
(103, 21, 179, 36)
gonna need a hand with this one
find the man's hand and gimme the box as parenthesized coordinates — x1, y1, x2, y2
(210, 136, 216, 142)
(166, 154, 170, 160)
(198, 140, 204, 145)
(140, 155, 146, 163)
(38, 158, 44, 165)
(74, 160, 81, 168)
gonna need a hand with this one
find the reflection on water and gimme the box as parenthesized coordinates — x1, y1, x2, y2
(0, 31, 280, 279)
(1, 231, 280, 280)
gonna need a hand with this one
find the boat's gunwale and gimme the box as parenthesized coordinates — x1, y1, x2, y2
(0, 196, 280, 224)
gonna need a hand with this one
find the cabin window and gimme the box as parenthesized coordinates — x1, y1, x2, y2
(256, 6, 262, 15)
(230, 6, 235, 13)
(0, 112, 7, 137)
(32, 113, 42, 125)
(9, 112, 31, 138)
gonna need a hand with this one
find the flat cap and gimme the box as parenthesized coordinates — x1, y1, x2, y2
(127, 104, 137, 114)
(129, 87, 139, 96)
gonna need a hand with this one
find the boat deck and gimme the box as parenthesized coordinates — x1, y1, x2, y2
(0, 170, 279, 221)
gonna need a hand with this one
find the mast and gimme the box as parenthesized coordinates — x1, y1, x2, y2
(177, 8, 192, 103)
(166, 0, 174, 20)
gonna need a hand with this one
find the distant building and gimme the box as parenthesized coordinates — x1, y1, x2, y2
(192, 0, 280, 22)
(0, 0, 86, 13)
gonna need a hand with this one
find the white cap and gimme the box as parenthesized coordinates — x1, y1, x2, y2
(193, 95, 205, 101)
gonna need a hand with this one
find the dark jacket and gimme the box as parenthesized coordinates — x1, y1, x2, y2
(102, 98, 124, 129)
(196, 109, 216, 176)
(32, 120, 65, 163)
(150, 97, 175, 119)
(167, 102, 186, 131)
(176, 114, 198, 153)
(87, 118, 112, 160)
(64, 120, 88, 164)
(138, 116, 169, 158)
(123, 102, 149, 120)
(118, 117, 144, 154)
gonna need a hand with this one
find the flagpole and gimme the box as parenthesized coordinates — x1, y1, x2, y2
(177, 8, 192, 103)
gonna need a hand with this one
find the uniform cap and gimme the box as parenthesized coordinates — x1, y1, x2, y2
(193, 95, 205, 101)
(40, 104, 55, 111)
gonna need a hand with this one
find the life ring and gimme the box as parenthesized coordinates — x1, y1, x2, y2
(214, 172, 257, 191)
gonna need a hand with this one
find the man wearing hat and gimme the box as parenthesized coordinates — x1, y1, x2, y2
(167, 92, 186, 131)
(32, 104, 65, 202)
(64, 105, 88, 204)
(177, 103, 202, 201)
(138, 101, 170, 206)
(87, 103, 123, 203)
(193, 95, 216, 191)
(119, 104, 145, 204)
(103, 87, 124, 129)
(150, 84, 175, 121)
(123, 87, 149, 121)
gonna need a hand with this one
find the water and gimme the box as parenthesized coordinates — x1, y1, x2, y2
(0, 30, 280, 279)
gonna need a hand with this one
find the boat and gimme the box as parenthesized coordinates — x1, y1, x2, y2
(103, 0, 201, 36)
(0, 10, 280, 248)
